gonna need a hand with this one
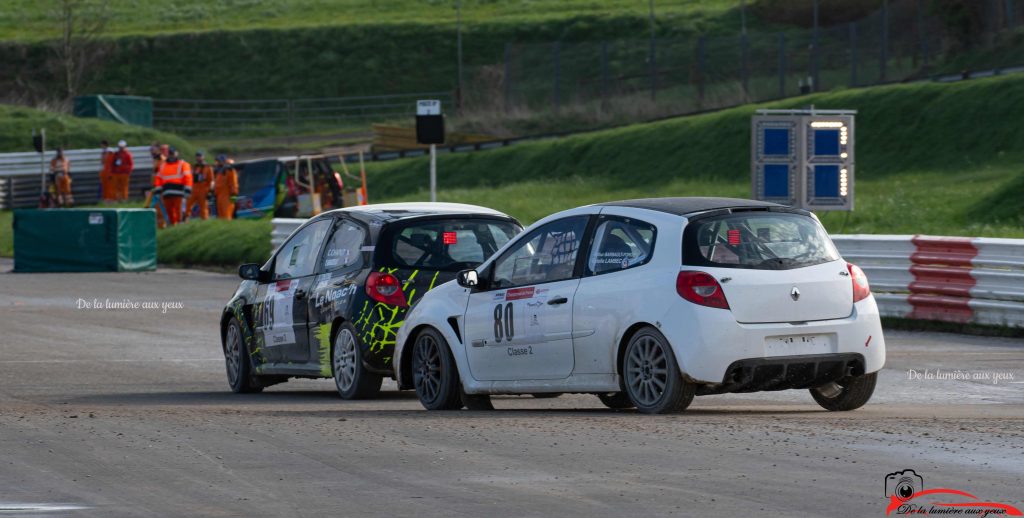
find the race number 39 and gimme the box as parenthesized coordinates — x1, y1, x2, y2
(493, 303, 514, 343)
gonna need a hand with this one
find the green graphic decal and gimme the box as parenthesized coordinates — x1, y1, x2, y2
(317, 323, 332, 377)
(352, 268, 441, 365)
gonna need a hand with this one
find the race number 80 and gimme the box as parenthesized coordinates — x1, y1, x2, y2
(493, 303, 514, 343)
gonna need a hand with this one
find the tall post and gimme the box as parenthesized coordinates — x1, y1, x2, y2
(812, 0, 820, 91)
(37, 129, 46, 205)
(849, 22, 858, 87)
(649, 0, 657, 101)
(778, 32, 786, 98)
(429, 144, 437, 202)
(503, 42, 512, 113)
(456, 0, 463, 111)
(553, 41, 561, 112)
(880, 0, 889, 82)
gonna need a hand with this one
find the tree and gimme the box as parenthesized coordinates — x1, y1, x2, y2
(49, 0, 110, 102)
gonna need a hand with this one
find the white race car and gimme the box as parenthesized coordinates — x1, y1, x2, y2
(393, 197, 885, 414)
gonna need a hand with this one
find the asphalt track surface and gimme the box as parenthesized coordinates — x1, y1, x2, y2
(1, 260, 1022, 517)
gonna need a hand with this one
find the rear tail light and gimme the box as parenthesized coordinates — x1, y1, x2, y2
(676, 271, 730, 309)
(848, 263, 871, 303)
(366, 272, 408, 307)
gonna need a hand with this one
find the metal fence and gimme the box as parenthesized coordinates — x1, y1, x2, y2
(0, 147, 154, 209)
(153, 91, 454, 136)
(466, 0, 1024, 120)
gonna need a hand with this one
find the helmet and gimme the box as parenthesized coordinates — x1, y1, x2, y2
(216, 154, 227, 163)
(195, 150, 205, 157)
(117, 140, 127, 148)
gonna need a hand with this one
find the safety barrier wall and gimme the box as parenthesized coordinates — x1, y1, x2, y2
(0, 147, 154, 209)
(832, 234, 1024, 328)
(270, 218, 305, 251)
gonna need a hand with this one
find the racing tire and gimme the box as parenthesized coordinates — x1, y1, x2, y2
(622, 327, 695, 414)
(461, 388, 494, 411)
(224, 317, 264, 394)
(332, 323, 383, 400)
(412, 328, 463, 411)
(810, 372, 877, 411)
(531, 393, 563, 399)
(597, 392, 635, 410)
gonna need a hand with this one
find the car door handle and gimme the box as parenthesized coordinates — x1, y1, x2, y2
(547, 297, 568, 306)
(295, 289, 307, 300)
(471, 339, 486, 347)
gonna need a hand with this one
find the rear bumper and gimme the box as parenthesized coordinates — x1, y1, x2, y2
(698, 353, 865, 395)
(660, 295, 886, 385)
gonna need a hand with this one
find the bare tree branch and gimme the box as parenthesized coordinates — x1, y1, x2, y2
(48, 0, 111, 102)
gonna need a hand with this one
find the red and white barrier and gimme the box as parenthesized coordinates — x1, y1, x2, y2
(832, 235, 1024, 328)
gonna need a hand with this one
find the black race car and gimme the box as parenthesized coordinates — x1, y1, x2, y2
(221, 203, 522, 398)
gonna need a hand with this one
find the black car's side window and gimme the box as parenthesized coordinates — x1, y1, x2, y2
(273, 219, 331, 280)
(322, 220, 366, 272)
(491, 216, 588, 289)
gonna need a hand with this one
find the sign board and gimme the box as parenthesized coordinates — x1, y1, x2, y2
(416, 99, 445, 144)
(751, 109, 855, 211)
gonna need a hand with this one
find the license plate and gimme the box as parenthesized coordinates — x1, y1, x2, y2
(765, 334, 834, 355)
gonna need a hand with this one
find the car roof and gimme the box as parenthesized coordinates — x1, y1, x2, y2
(323, 202, 513, 223)
(597, 197, 786, 217)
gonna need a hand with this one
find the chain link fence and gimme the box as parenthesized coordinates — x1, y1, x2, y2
(464, 0, 1024, 124)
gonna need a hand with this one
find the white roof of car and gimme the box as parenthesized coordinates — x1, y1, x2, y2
(340, 202, 507, 216)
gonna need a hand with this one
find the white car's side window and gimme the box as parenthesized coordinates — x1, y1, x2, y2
(491, 216, 588, 289)
(586, 217, 656, 275)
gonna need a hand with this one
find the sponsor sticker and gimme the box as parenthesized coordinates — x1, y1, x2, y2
(88, 213, 103, 225)
(505, 287, 536, 301)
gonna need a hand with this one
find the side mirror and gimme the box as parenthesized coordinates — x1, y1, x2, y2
(456, 269, 480, 289)
(238, 263, 263, 281)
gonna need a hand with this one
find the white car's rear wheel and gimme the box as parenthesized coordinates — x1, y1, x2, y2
(623, 328, 694, 414)
(810, 372, 877, 411)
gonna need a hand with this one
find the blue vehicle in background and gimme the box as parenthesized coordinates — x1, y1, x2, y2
(234, 155, 348, 219)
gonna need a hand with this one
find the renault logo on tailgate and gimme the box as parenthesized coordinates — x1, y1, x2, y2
(790, 287, 800, 301)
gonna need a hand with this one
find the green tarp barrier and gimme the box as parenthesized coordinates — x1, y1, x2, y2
(13, 209, 157, 272)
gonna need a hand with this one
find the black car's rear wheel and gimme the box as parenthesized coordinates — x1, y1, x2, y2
(412, 328, 462, 410)
(224, 317, 263, 394)
(333, 323, 382, 400)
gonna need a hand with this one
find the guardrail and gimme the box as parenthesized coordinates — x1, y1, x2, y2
(833, 234, 1024, 328)
(270, 218, 306, 251)
(0, 147, 154, 209)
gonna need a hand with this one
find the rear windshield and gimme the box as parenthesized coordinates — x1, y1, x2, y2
(380, 218, 521, 272)
(683, 211, 839, 270)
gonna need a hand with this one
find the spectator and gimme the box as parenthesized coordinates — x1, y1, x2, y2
(49, 147, 73, 208)
(99, 139, 115, 203)
(112, 140, 134, 201)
